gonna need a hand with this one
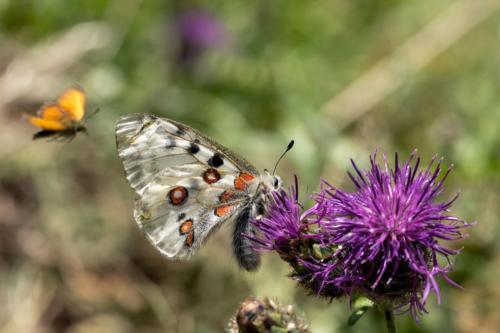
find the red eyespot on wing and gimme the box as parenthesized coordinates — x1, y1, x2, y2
(203, 168, 221, 184)
(185, 232, 194, 247)
(220, 190, 235, 203)
(215, 204, 236, 217)
(234, 172, 255, 191)
(179, 219, 193, 235)
(169, 186, 188, 205)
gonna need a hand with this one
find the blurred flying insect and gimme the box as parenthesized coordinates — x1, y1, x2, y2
(26, 85, 97, 141)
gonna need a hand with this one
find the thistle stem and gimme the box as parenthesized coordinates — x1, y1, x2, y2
(383, 309, 396, 333)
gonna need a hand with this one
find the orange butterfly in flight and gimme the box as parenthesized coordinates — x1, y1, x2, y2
(26, 86, 93, 141)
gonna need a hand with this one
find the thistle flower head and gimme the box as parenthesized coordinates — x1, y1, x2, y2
(250, 151, 472, 320)
(249, 183, 308, 255)
(172, 10, 226, 65)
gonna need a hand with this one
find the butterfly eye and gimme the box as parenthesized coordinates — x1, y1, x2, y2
(273, 177, 280, 189)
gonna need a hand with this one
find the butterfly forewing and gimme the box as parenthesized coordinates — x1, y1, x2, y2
(57, 86, 86, 121)
(116, 113, 260, 260)
(38, 104, 66, 121)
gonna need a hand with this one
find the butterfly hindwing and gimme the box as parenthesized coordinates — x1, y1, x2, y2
(116, 113, 259, 260)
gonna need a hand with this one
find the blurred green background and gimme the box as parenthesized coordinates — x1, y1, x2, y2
(1, 0, 499, 332)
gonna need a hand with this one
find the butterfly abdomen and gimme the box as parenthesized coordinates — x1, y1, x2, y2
(33, 130, 58, 140)
(233, 206, 261, 271)
(32, 126, 86, 140)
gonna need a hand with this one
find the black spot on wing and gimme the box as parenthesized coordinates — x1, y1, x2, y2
(208, 153, 224, 168)
(188, 143, 200, 154)
(177, 213, 186, 221)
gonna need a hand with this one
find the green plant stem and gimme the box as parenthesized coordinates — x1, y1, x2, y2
(383, 309, 396, 333)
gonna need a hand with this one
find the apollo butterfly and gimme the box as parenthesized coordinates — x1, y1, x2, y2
(115, 113, 293, 271)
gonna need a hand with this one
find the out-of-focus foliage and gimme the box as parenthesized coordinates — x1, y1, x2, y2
(0, 1, 498, 332)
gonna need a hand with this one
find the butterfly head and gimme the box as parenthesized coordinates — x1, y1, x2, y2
(75, 124, 88, 135)
(261, 169, 282, 192)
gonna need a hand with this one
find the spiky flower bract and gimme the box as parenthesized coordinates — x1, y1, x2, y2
(249, 151, 472, 321)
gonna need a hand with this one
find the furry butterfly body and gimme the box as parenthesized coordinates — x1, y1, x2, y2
(116, 114, 283, 271)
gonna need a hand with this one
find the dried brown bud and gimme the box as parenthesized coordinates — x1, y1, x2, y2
(227, 297, 309, 333)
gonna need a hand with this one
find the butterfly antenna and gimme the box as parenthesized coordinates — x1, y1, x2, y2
(272, 140, 294, 175)
(82, 108, 100, 125)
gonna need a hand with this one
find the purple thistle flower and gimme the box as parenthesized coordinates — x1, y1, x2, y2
(250, 151, 472, 321)
(248, 180, 349, 299)
(249, 183, 306, 254)
(171, 10, 226, 66)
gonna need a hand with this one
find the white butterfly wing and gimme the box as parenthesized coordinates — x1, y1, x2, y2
(116, 114, 259, 260)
